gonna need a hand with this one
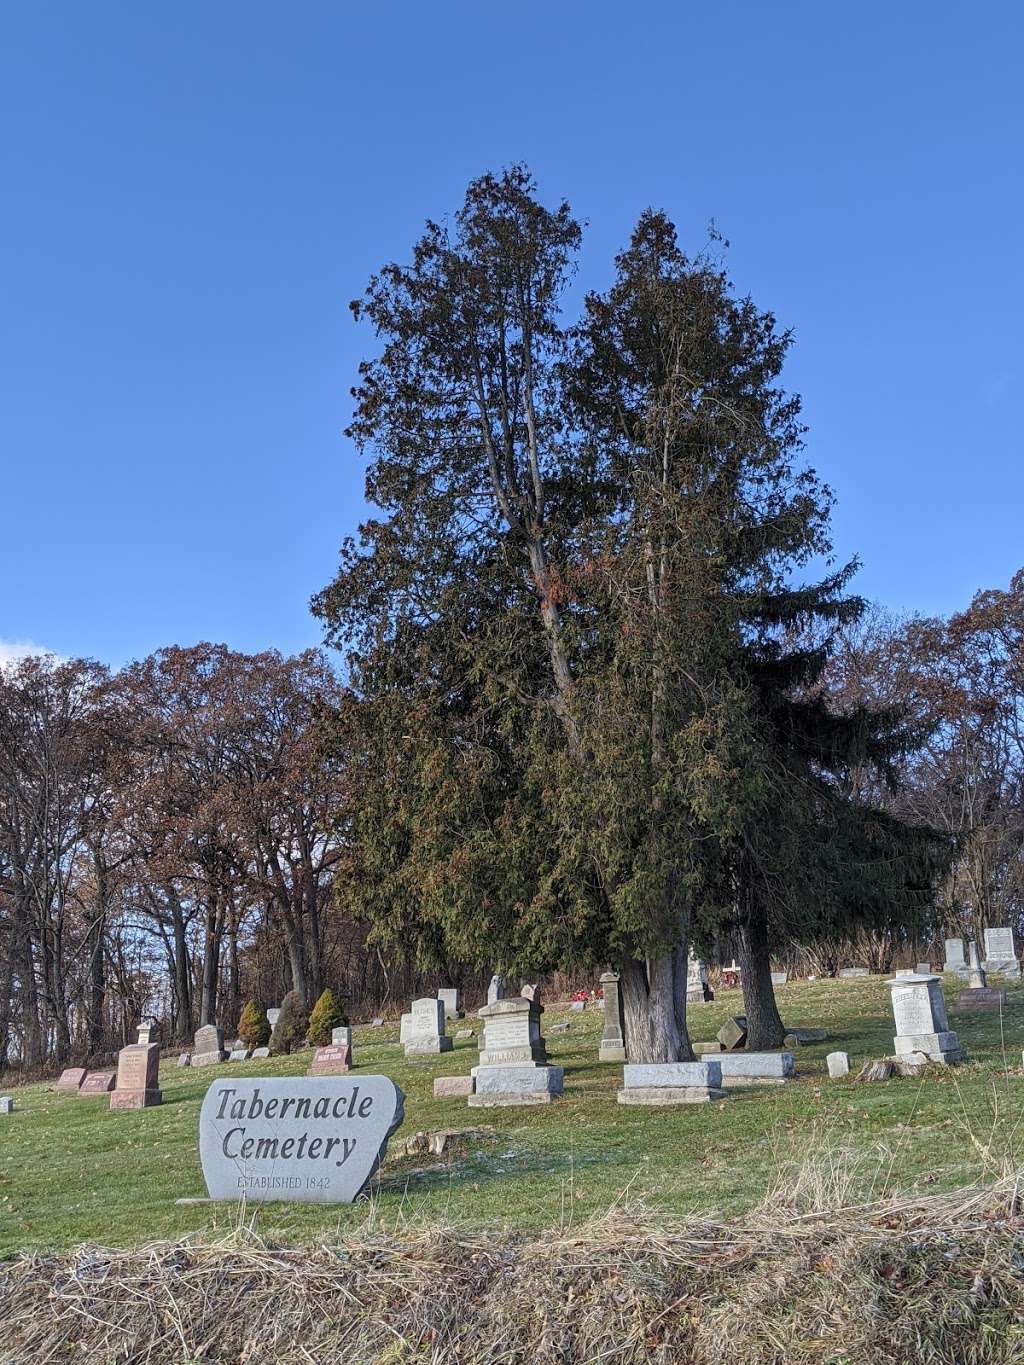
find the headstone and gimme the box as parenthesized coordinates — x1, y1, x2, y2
(437, 988, 464, 1020)
(0, 1097, 13, 1114)
(686, 953, 713, 1003)
(468, 1064, 563, 1106)
(266, 1008, 281, 1030)
(717, 1017, 748, 1052)
(55, 1068, 88, 1092)
(598, 971, 626, 1063)
(198, 1075, 404, 1203)
(477, 997, 547, 1068)
(887, 972, 964, 1065)
(434, 1075, 474, 1098)
(228, 1048, 251, 1062)
(983, 926, 1020, 979)
(957, 986, 1007, 1012)
(521, 983, 539, 1003)
(826, 1051, 850, 1078)
(454, 1028, 473, 1041)
(549, 1021, 570, 1033)
(838, 967, 869, 978)
(770, 971, 789, 986)
(693, 1040, 724, 1055)
(332, 1026, 352, 1048)
(486, 974, 507, 1006)
(177, 1053, 191, 1067)
(617, 1060, 725, 1105)
(78, 1070, 116, 1094)
(399, 1012, 413, 1044)
(966, 940, 987, 990)
(570, 1000, 586, 1012)
(783, 1027, 828, 1044)
(916, 963, 932, 975)
(136, 1017, 159, 1046)
(403, 998, 453, 1056)
(307, 1043, 352, 1076)
(110, 1042, 162, 1109)
(717, 1052, 795, 1086)
(943, 938, 968, 976)
(370, 1017, 384, 1028)
(251, 1047, 271, 1058)
(192, 1024, 228, 1067)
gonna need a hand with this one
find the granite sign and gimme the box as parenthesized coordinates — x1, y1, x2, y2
(198, 1075, 404, 1203)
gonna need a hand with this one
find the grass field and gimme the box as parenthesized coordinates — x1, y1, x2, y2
(3, 976, 1023, 1258)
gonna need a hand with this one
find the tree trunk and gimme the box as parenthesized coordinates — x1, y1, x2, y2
(620, 951, 694, 1062)
(737, 904, 786, 1050)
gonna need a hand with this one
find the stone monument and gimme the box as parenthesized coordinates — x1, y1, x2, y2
(983, 926, 1020, 979)
(136, 1016, 159, 1046)
(110, 1041, 162, 1109)
(486, 974, 506, 1006)
(598, 971, 626, 1063)
(887, 971, 964, 1065)
(307, 1042, 351, 1076)
(78, 1070, 116, 1094)
(437, 988, 464, 1020)
(192, 1023, 229, 1067)
(403, 997, 453, 1056)
(617, 1061, 725, 1105)
(470, 993, 561, 1105)
(55, 1068, 88, 1092)
(943, 938, 968, 977)
(198, 1075, 404, 1203)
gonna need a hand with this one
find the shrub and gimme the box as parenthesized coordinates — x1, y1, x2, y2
(237, 999, 271, 1049)
(269, 991, 309, 1055)
(307, 988, 349, 1046)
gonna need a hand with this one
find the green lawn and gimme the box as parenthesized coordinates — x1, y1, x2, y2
(3, 976, 1023, 1257)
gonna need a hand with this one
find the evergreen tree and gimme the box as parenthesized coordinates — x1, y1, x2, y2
(236, 999, 271, 1049)
(307, 988, 348, 1046)
(269, 990, 309, 1055)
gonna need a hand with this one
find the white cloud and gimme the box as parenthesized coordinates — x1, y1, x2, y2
(0, 638, 59, 668)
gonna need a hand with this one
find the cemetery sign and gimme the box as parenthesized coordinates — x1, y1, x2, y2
(198, 1075, 404, 1203)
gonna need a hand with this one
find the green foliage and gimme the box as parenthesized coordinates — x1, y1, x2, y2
(307, 988, 348, 1046)
(269, 991, 309, 1055)
(236, 999, 271, 1049)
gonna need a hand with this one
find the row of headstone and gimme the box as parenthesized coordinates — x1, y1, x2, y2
(945, 927, 1020, 980)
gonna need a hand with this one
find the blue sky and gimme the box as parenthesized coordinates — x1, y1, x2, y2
(2, 3, 1021, 668)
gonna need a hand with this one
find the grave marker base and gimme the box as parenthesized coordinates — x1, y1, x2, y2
(616, 1086, 726, 1105)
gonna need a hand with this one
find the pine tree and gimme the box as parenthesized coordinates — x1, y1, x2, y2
(236, 999, 271, 1049)
(307, 988, 348, 1046)
(269, 991, 309, 1055)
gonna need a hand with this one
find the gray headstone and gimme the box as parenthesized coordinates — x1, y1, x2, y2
(599, 971, 626, 1062)
(470, 1064, 563, 1096)
(370, 1017, 384, 1028)
(404, 997, 452, 1055)
(716, 1051, 795, 1083)
(915, 962, 932, 975)
(623, 1061, 722, 1089)
(228, 1048, 251, 1062)
(198, 1075, 404, 1203)
(0, 1096, 13, 1114)
(331, 1026, 352, 1048)
(826, 1051, 850, 1078)
(477, 997, 547, 1067)
(570, 1000, 586, 1012)
(454, 1027, 473, 1041)
(838, 967, 869, 978)
(251, 1047, 271, 1058)
(266, 1008, 281, 1030)
(982, 926, 1020, 978)
(192, 1024, 228, 1067)
(887, 973, 964, 1064)
(437, 988, 463, 1019)
(943, 938, 966, 971)
(770, 971, 789, 986)
(549, 1021, 570, 1033)
(486, 974, 507, 1006)
(177, 1053, 191, 1068)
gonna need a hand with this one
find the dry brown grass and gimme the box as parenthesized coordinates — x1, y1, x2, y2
(3, 1151, 1024, 1365)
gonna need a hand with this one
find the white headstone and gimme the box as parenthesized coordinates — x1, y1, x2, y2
(437, 988, 463, 1019)
(943, 938, 966, 972)
(403, 997, 452, 1055)
(198, 1076, 404, 1203)
(826, 1051, 850, 1078)
(486, 974, 506, 1006)
(982, 926, 1019, 977)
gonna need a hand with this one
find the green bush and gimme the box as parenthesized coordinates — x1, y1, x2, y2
(307, 988, 349, 1046)
(269, 991, 309, 1055)
(236, 999, 271, 1049)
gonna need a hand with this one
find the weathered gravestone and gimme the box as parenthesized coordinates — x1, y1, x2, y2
(686, 953, 712, 1004)
(454, 1027, 474, 1041)
(251, 1047, 271, 1058)
(177, 1053, 192, 1067)
(943, 938, 968, 977)
(770, 971, 789, 986)
(916, 962, 932, 975)
(0, 1097, 13, 1114)
(887, 972, 964, 1065)
(307, 1043, 351, 1076)
(598, 971, 626, 1063)
(55, 1068, 88, 1092)
(486, 974, 506, 1006)
(228, 1048, 251, 1062)
(838, 967, 870, 978)
(403, 998, 453, 1056)
(136, 1017, 159, 1046)
(957, 986, 1007, 1012)
(469, 1065, 564, 1106)
(717, 1052, 795, 1086)
(370, 1018, 385, 1028)
(617, 1061, 725, 1106)
(266, 1008, 282, 1030)
(198, 1075, 404, 1203)
(332, 1026, 352, 1048)
(192, 1024, 228, 1068)
(717, 1016, 748, 1052)
(110, 1042, 162, 1109)
(520, 983, 539, 1003)
(434, 1075, 474, 1097)
(827, 1051, 850, 1078)
(78, 1070, 116, 1095)
(437, 988, 464, 1020)
(471, 995, 560, 1105)
(983, 926, 1020, 979)
(966, 940, 987, 990)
